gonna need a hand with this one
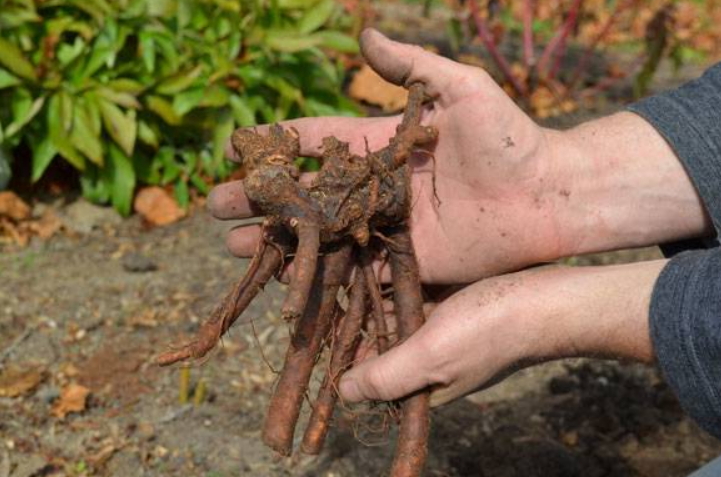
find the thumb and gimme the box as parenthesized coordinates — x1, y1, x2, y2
(359, 28, 479, 102)
(339, 330, 433, 402)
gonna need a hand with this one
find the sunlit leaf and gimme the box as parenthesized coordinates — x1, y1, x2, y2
(229, 95, 256, 127)
(299, 0, 335, 34)
(98, 98, 137, 156)
(0, 69, 20, 90)
(137, 120, 159, 148)
(5, 95, 45, 138)
(0, 38, 36, 81)
(146, 95, 181, 125)
(155, 65, 204, 95)
(71, 103, 103, 166)
(265, 31, 321, 52)
(95, 86, 141, 109)
(172, 86, 205, 116)
(48, 94, 85, 170)
(313, 31, 359, 53)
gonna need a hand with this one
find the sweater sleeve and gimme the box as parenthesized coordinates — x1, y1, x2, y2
(627, 63, 721, 439)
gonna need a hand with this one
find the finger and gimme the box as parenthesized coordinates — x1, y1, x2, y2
(338, 329, 433, 402)
(225, 115, 401, 162)
(208, 173, 317, 220)
(360, 28, 482, 102)
(226, 224, 262, 258)
(208, 181, 259, 220)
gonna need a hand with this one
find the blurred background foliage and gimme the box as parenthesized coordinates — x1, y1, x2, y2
(0, 0, 358, 214)
(1, 0, 720, 216)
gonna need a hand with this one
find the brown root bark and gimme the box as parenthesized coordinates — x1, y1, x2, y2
(281, 219, 321, 320)
(361, 249, 389, 354)
(301, 267, 367, 455)
(262, 243, 352, 456)
(387, 226, 431, 477)
(157, 227, 288, 366)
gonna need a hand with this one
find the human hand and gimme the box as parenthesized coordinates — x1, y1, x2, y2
(208, 28, 572, 285)
(338, 259, 667, 406)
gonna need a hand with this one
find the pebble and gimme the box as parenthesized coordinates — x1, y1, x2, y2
(121, 253, 158, 273)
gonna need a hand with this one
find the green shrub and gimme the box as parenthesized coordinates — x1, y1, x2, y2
(0, 0, 359, 214)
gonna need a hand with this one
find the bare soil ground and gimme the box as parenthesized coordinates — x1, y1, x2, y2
(1, 208, 720, 477)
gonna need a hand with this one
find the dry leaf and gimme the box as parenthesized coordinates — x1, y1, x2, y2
(52, 383, 90, 418)
(348, 64, 408, 112)
(133, 186, 185, 226)
(28, 210, 62, 240)
(0, 367, 44, 397)
(0, 191, 30, 221)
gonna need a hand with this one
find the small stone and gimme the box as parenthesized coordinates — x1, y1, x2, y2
(61, 199, 122, 234)
(121, 252, 158, 273)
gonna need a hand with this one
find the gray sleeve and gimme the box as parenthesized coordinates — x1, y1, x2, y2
(650, 249, 721, 438)
(626, 63, 721, 439)
(628, 63, 721, 232)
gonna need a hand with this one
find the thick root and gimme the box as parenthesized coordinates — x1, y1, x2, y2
(157, 229, 287, 366)
(387, 226, 430, 477)
(301, 268, 367, 455)
(262, 243, 352, 456)
(282, 219, 321, 320)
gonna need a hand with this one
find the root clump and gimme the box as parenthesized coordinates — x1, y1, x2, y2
(159, 83, 437, 477)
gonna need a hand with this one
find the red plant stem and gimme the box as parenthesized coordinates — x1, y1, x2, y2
(567, 0, 635, 91)
(263, 243, 352, 456)
(522, 0, 536, 70)
(301, 268, 367, 455)
(537, 0, 584, 80)
(386, 226, 430, 477)
(467, 0, 528, 96)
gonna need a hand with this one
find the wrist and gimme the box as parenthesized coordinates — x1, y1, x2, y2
(548, 112, 712, 257)
(525, 261, 666, 364)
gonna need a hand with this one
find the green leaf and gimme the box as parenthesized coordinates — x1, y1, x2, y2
(155, 65, 204, 95)
(146, 95, 181, 125)
(213, 110, 234, 165)
(229, 95, 256, 127)
(265, 31, 321, 52)
(174, 179, 189, 209)
(58, 90, 74, 133)
(31, 136, 58, 182)
(5, 95, 45, 139)
(137, 120, 159, 148)
(0, 38, 36, 81)
(106, 78, 145, 94)
(313, 31, 359, 53)
(139, 31, 156, 73)
(48, 94, 85, 170)
(190, 173, 209, 194)
(105, 144, 136, 216)
(0, 69, 20, 90)
(71, 103, 103, 166)
(172, 86, 205, 116)
(299, 0, 335, 34)
(277, 0, 321, 8)
(95, 86, 141, 109)
(98, 98, 137, 156)
(198, 85, 230, 108)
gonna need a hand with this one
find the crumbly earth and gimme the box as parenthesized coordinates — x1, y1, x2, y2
(1, 207, 719, 477)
